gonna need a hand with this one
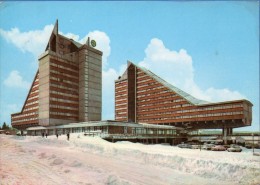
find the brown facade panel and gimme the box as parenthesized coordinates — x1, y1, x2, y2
(50, 93, 79, 102)
(115, 79, 128, 121)
(50, 79, 78, 89)
(50, 73, 79, 83)
(49, 114, 78, 120)
(50, 65, 78, 77)
(11, 71, 39, 129)
(50, 58, 79, 71)
(50, 86, 78, 95)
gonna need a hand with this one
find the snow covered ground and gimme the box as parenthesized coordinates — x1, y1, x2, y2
(0, 134, 259, 185)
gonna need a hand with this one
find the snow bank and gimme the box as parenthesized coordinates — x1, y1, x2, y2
(1, 134, 260, 185)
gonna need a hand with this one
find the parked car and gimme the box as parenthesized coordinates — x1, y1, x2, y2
(202, 144, 215, 150)
(5, 131, 10, 135)
(16, 132, 22, 136)
(227, 144, 242, 152)
(255, 144, 260, 149)
(177, 143, 192, 149)
(245, 143, 260, 149)
(211, 145, 226, 151)
(191, 145, 200, 149)
(223, 145, 230, 149)
(245, 144, 252, 149)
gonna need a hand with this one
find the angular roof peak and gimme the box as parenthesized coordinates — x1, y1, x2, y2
(53, 19, 58, 35)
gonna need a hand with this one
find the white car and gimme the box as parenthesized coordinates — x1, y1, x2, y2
(227, 144, 242, 152)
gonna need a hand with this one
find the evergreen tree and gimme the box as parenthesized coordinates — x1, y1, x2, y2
(2, 122, 7, 130)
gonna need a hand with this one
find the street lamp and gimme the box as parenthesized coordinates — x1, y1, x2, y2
(252, 133, 254, 154)
(198, 129, 201, 151)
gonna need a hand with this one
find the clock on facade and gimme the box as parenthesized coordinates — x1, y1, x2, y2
(91, 40, 96, 47)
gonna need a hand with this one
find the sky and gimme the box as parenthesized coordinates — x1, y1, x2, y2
(0, 1, 259, 131)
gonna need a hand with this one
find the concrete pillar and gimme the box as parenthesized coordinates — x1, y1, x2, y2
(223, 128, 227, 145)
(228, 128, 233, 135)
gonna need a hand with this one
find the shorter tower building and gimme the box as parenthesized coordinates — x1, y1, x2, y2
(115, 61, 253, 134)
(11, 20, 102, 130)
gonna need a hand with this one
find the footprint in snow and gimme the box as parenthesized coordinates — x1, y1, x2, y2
(50, 158, 64, 166)
(38, 152, 47, 159)
(48, 154, 56, 160)
(69, 160, 82, 167)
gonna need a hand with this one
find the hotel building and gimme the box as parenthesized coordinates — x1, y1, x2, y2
(11, 20, 102, 130)
(11, 21, 253, 144)
(115, 62, 253, 135)
(11, 21, 181, 144)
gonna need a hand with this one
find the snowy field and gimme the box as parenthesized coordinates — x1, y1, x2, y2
(0, 134, 259, 185)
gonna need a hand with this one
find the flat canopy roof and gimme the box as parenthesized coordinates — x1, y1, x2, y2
(27, 121, 183, 131)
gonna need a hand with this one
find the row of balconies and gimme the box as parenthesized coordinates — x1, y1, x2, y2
(50, 86, 78, 95)
(137, 106, 244, 116)
(12, 120, 39, 126)
(138, 115, 244, 124)
(50, 58, 78, 72)
(50, 79, 78, 90)
(50, 69, 78, 80)
(50, 65, 78, 78)
(12, 114, 38, 122)
(49, 114, 78, 120)
(49, 100, 78, 108)
(49, 107, 79, 115)
(50, 93, 79, 102)
(137, 111, 243, 120)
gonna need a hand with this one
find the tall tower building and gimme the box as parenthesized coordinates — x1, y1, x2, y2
(12, 20, 102, 129)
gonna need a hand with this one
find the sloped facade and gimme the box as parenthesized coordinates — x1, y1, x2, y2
(11, 72, 39, 130)
(115, 62, 253, 132)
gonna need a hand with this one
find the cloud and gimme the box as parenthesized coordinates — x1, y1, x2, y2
(0, 25, 53, 57)
(84, 31, 111, 68)
(60, 32, 80, 41)
(4, 70, 30, 89)
(102, 68, 120, 120)
(1, 24, 115, 119)
(1, 104, 21, 125)
(139, 38, 245, 102)
(1, 25, 111, 68)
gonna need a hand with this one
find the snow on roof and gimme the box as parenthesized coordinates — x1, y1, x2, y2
(138, 123, 183, 130)
(27, 126, 47, 130)
(27, 121, 182, 131)
(58, 34, 82, 48)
